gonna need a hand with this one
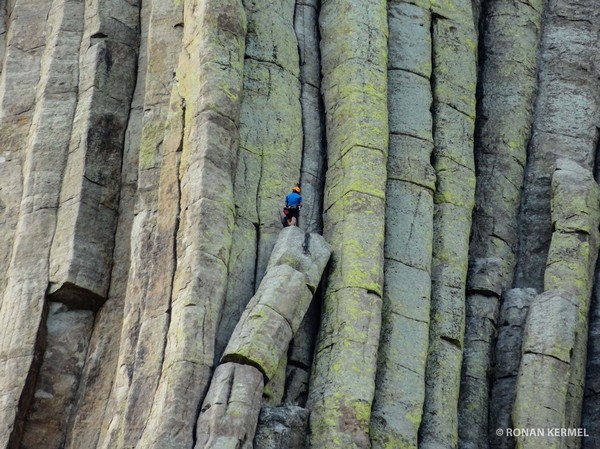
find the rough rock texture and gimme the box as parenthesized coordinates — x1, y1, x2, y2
(195, 363, 264, 449)
(514, 0, 600, 290)
(371, 1, 434, 448)
(307, 1, 389, 448)
(419, 0, 477, 448)
(3, 2, 600, 449)
(545, 160, 600, 449)
(216, 0, 303, 366)
(512, 290, 580, 449)
(458, 0, 544, 446)
(489, 288, 537, 449)
(199, 227, 330, 447)
(254, 406, 309, 449)
(20, 303, 93, 449)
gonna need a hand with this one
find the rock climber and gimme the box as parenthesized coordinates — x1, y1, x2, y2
(284, 185, 303, 227)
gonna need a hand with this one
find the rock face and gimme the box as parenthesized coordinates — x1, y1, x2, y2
(1, 1, 600, 449)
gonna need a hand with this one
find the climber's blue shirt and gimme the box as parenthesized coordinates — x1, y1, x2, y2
(286, 192, 303, 208)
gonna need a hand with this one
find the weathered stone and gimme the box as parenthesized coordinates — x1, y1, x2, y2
(458, 293, 499, 449)
(48, 0, 139, 310)
(295, 0, 325, 234)
(223, 228, 329, 384)
(512, 290, 579, 449)
(583, 277, 600, 449)
(373, 178, 433, 447)
(284, 287, 321, 406)
(195, 363, 264, 449)
(219, 0, 302, 365)
(131, 1, 248, 448)
(545, 161, 600, 449)
(420, 2, 477, 448)
(254, 406, 309, 449)
(20, 303, 93, 449)
(216, 217, 258, 363)
(307, 1, 388, 447)
(283, 365, 311, 407)
(489, 288, 536, 449)
(0, 0, 54, 310)
(88, 3, 183, 447)
(309, 289, 383, 449)
(0, 0, 81, 445)
(264, 354, 287, 406)
(222, 299, 303, 381)
(266, 227, 332, 293)
(515, 0, 600, 291)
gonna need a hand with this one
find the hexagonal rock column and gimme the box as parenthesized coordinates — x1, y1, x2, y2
(544, 160, 600, 449)
(513, 160, 599, 449)
(307, 1, 389, 447)
(195, 227, 331, 449)
(512, 290, 580, 449)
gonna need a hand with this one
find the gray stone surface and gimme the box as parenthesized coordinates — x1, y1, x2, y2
(512, 290, 580, 449)
(218, 0, 302, 368)
(295, 0, 325, 235)
(0, 0, 81, 445)
(420, 1, 477, 448)
(133, 1, 248, 447)
(89, 2, 184, 448)
(2, 2, 600, 449)
(48, 0, 138, 310)
(307, 1, 389, 447)
(515, 0, 600, 291)
(489, 288, 537, 449)
(545, 161, 600, 449)
(254, 406, 309, 449)
(20, 303, 93, 449)
(223, 228, 331, 381)
(266, 227, 332, 293)
(372, 5, 434, 439)
(195, 363, 264, 449)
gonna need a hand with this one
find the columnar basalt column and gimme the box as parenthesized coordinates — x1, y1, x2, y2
(132, 1, 248, 447)
(371, 1, 434, 448)
(307, 1, 389, 448)
(419, 0, 477, 447)
(459, 0, 544, 446)
(197, 227, 331, 449)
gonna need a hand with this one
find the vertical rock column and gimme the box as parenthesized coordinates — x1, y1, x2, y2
(371, 1, 434, 448)
(92, 2, 184, 448)
(459, 0, 544, 447)
(489, 288, 536, 449)
(512, 290, 580, 449)
(296, 0, 325, 234)
(419, 0, 477, 447)
(133, 1, 247, 447)
(307, 1, 389, 448)
(0, 0, 80, 446)
(514, 0, 600, 290)
(64, 1, 153, 447)
(544, 161, 600, 449)
(513, 161, 600, 449)
(17, 2, 90, 447)
(48, 0, 139, 309)
(216, 0, 303, 362)
(0, 0, 52, 304)
(583, 279, 600, 449)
